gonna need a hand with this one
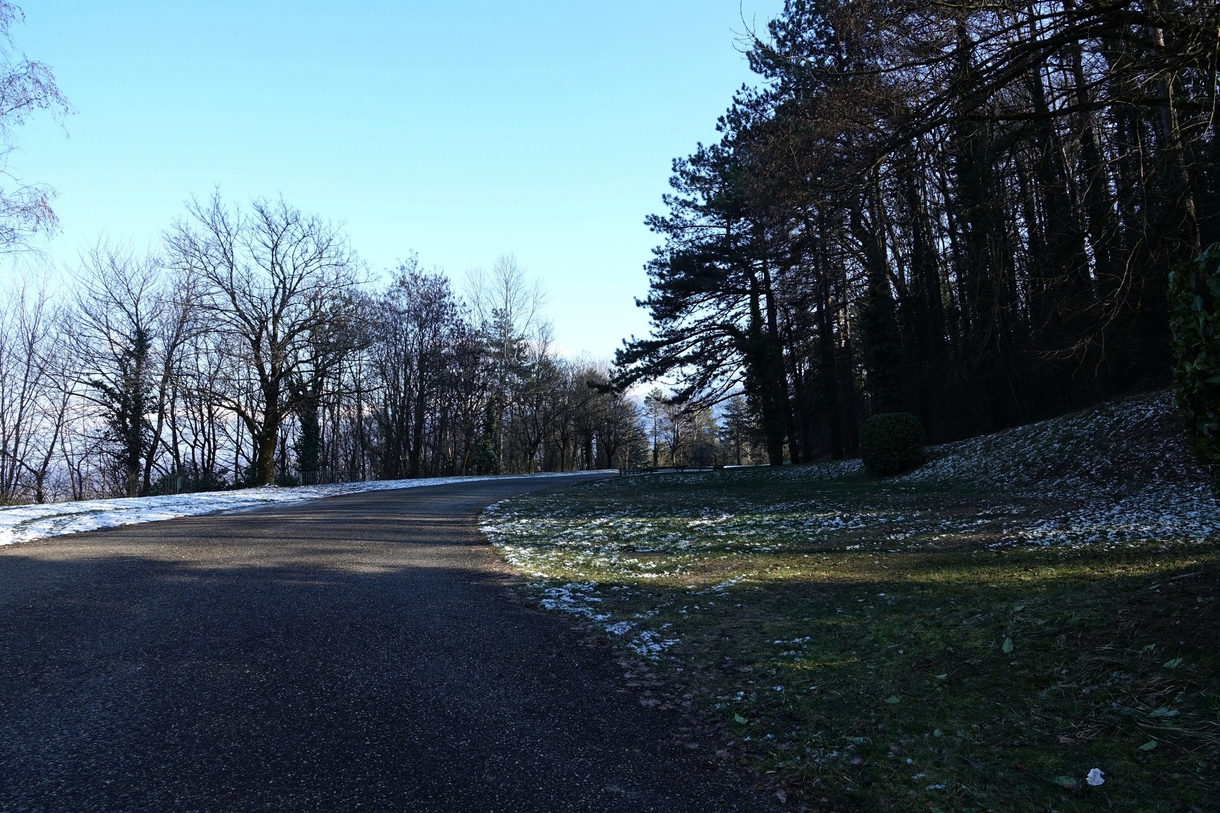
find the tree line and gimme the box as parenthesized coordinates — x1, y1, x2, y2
(616, 0, 1218, 464)
(0, 195, 649, 502)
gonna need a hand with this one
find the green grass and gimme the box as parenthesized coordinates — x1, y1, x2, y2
(483, 465, 1219, 812)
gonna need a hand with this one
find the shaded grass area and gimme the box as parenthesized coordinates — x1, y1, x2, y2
(483, 467, 1219, 812)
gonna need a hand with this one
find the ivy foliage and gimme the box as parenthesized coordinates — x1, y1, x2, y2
(1169, 243, 1220, 494)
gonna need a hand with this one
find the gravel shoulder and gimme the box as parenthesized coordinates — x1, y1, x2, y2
(0, 475, 777, 812)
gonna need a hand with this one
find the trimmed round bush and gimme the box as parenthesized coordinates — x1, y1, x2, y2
(859, 412, 925, 477)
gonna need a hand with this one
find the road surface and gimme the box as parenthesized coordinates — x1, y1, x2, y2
(0, 476, 777, 812)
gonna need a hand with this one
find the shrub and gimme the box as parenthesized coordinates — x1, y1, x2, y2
(859, 412, 925, 477)
(1169, 243, 1220, 495)
(150, 466, 229, 495)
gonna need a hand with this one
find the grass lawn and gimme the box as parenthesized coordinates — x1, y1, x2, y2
(481, 393, 1219, 812)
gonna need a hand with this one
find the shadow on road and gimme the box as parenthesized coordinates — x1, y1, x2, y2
(0, 479, 777, 812)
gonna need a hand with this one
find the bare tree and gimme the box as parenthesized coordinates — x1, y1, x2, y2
(173, 333, 229, 488)
(0, 276, 68, 502)
(464, 255, 546, 346)
(465, 254, 548, 472)
(72, 241, 199, 496)
(0, 2, 71, 251)
(643, 388, 667, 467)
(512, 325, 563, 473)
(169, 194, 362, 486)
(373, 260, 466, 479)
(590, 377, 641, 470)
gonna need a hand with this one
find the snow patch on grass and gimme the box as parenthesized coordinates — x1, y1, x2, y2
(902, 391, 1203, 494)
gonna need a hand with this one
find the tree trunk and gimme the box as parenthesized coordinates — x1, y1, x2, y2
(256, 430, 277, 486)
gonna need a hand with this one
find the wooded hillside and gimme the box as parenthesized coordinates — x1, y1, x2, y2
(617, 0, 1218, 464)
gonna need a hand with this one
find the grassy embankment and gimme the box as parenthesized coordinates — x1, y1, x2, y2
(481, 392, 1219, 812)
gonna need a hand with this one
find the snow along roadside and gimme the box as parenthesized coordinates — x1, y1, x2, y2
(0, 471, 615, 548)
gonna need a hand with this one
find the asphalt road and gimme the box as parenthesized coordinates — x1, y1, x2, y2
(0, 476, 777, 812)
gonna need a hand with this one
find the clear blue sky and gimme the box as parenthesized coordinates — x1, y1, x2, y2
(12, 1, 780, 359)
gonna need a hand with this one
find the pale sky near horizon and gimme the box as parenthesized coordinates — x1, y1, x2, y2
(8, 1, 781, 360)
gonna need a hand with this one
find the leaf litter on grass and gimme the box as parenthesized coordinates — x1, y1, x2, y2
(481, 391, 1220, 812)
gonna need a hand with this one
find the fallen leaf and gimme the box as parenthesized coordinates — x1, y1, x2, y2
(1002, 637, 1014, 654)
(885, 695, 901, 704)
(733, 713, 748, 724)
(1138, 740, 1157, 751)
(1163, 657, 1183, 669)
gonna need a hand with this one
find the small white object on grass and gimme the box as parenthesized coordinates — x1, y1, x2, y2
(1086, 768, 1105, 786)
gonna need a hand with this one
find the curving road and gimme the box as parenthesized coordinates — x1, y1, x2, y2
(0, 476, 776, 812)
